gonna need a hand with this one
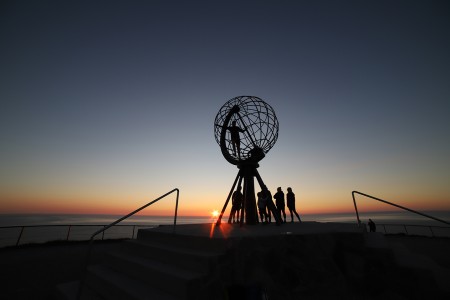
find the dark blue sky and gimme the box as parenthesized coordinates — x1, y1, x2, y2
(1, 0, 449, 214)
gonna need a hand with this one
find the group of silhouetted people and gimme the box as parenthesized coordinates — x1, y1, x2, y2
(229, 186, 302, 225)
(262, 187, 302, 224)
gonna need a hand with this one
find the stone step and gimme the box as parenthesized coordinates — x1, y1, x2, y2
(85, 264, 179, 300)
(121, 239, 225, 274)
(104, 250, 203, 298)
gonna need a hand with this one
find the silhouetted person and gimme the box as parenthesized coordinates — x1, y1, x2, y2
(368, 219, 376, 232)
(274, 187, 286, 223)
(266, 206, 272, 223)
(229, 186, 243, 223)
(227, 120, 245, 159)
(265, 190, 273, 223)
(263, 188, 281, 225)
(257, 191, 268, 223)
(286, 187, 301, 222)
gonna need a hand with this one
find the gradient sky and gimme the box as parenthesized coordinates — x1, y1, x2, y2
(1, 0, 449, 217)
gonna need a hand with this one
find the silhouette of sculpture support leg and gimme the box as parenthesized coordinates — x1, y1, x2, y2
(218, 166, 278, 226)
(239, 165, 258, 226)
(216, 170, 242, 226)
(239, 174, 246, 226)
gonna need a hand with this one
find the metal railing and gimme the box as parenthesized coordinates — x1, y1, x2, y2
(77, 188, 180, 299)
(352, 191, 450, 227)
(376, 223, 450, 237)
(0, 224, 155, 248)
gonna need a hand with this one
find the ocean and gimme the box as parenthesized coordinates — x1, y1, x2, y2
(1, 211, 449, 248)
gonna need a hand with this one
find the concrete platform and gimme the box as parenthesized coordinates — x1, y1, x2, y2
(143, 221, 365, 239)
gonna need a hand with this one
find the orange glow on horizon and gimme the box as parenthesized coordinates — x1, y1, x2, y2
(1, 191, 449, 216)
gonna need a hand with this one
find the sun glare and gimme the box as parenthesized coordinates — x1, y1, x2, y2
(211, 210, 219, 218)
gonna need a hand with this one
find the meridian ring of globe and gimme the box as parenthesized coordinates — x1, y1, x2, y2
(214, 96, 279, 164)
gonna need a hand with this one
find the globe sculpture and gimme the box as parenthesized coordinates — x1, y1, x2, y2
(214, 96, 281, 225)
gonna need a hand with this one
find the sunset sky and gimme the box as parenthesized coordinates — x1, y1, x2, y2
(1, 0, 449, 217)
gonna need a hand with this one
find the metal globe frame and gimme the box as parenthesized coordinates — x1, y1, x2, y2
(214, 96, 281, 226)
(214, 96, 279, 165)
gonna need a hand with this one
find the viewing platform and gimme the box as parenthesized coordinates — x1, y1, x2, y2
(54, 221, 450, 300)
(143, 221, 364, 238)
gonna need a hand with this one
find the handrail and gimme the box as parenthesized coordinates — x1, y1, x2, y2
(3, 222, 448, 249)
(376, 223, 450, 237)
(352, 190, 450, 227)
(77, 188, 180, 299)
(0, 224, 156, 247)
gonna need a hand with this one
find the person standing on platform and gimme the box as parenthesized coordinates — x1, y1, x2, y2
(264, 189, 272, 223)
(274, 187, 286, 223)
(229, 186, 243, 223)
(257, 191, 268, 223)
(264, 188, 281, 225)
(368, 219, 376, 232)
(286, 187, 301, 222)
(227, 120, 245, 160)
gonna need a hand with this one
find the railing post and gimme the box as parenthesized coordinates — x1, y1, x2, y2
(429, 226, 434, 237)
(404, 225, 408, 235)
(16, 226, 25, 246)
(102, 226, 105, 240)
(132, 225, 136, 239)
(173, 188, 179, 234)
(383, 225, 387, 234)
(351, 191, 362, 227)
(66, 225, 72, 241)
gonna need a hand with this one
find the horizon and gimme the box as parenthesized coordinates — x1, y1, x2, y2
(1, 189, 449, 216)
(1, 1, 449, 216)
(2, 208, 450, 218)
(2, 210, 450, 229)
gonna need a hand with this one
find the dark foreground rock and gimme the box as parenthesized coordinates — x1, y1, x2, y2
(2, 225, 450, 300)
(56, 223, 450, 300)
(226, 233, 450, 299)
(0, 240, 124, 300)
